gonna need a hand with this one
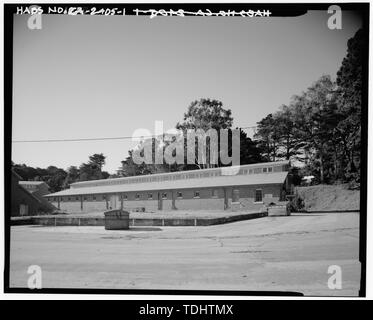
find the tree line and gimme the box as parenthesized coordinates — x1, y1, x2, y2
(254, 28, 364, 185)
(12, 153, 110, 193)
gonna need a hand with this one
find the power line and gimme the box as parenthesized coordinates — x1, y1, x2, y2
(12, 126, 257, 143)
(12, 135, 153, 143)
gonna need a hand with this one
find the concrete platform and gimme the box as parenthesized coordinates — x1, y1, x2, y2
(11, 211, 265, 227)
(9, 212, 360, 296)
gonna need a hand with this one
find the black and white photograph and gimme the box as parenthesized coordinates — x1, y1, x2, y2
(2, 2, 369, 299)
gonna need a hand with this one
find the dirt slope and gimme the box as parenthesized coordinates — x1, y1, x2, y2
(295, 184, 360, 211)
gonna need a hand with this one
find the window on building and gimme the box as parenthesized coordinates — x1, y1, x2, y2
(93, 196, 96, 201)
(148, 193, 153, 200)
(83, 197, 87, 201)
(212, 189, 219, 198)
(194, 191, 200, 198)
(263, 167, 268, 173)
(76, 197, 79, 201)
(123, 194, 127, 200)
(135, 194, 140, 200)
(255, 189, 263, 202)
(162, 192, 167, 200)
(268, 167, 273, 172)
(177, 192, 183, 198)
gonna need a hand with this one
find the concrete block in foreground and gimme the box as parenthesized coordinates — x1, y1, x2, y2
(104, 210, 130, 230)
(268, 205, 290, 216)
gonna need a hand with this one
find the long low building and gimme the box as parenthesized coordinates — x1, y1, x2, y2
(45, 161, 292, 213)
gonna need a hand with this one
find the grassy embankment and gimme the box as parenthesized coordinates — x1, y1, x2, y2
(294, 184, 360, 212)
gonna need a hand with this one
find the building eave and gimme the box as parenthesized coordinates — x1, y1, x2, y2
(45, 171, 288, 198)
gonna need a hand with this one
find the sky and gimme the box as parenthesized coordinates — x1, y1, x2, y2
(12, 10, 362, 173)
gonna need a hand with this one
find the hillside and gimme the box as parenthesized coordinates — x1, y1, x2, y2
(294, 184, 360, 212)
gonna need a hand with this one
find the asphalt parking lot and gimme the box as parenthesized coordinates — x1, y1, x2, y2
(9, 212, 360, 296)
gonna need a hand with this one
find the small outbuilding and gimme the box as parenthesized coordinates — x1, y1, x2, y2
(11, 171, 56, 216)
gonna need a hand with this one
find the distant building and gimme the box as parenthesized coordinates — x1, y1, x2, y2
(45, 161, 293, 214)
(19, 181, 50, 196)
(11, 171, 43, 216)
(11, 172, 56, 216)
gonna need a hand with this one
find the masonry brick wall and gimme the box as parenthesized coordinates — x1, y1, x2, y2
(52, 200, 107, 214)
(123, 200, 158, 212)
(48, 183, 286, 214)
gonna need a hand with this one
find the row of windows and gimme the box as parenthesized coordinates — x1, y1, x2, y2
(122, 191, 202, 200)
(50, 195, 107, 202)
(49, 189, 264, 202)
(50, 191, 202, 202)
(50, 192, 201, 202)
